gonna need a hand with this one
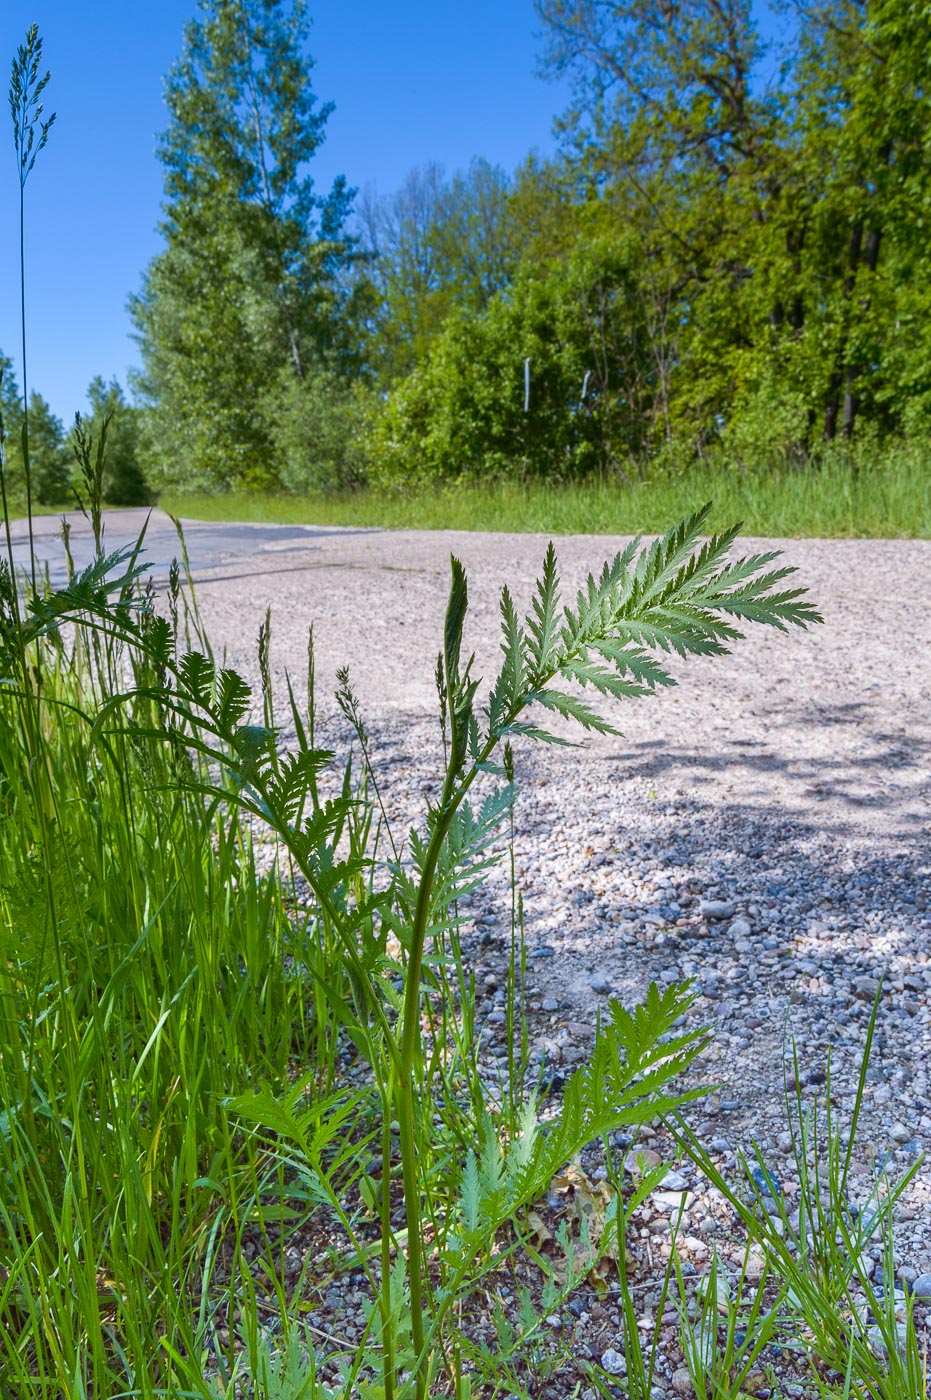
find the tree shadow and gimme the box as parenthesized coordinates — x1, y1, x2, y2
(598, 701, 930, 842)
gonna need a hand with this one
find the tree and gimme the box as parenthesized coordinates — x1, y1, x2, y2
(131, 0, 357, 491)
(84, 378, 151, 506)
(0, 353, 24, 496)
(369, 232, 657, 485)
(535, 0, 790, 452)
(355, 159, 519, 382)
(535, 0, 931, 457)
(23, 393, 70, 505)
(783, 0, 931, 440)
(0, 357, 71, 505)
(0, 357, 74, 505)
(536, 0, 772, 176)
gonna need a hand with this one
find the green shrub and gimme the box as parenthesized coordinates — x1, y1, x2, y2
(264, 366, 377, 493)
(369, 236, 655, 486)
(84, 376, 152, 505)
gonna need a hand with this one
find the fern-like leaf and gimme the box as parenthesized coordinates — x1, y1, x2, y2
(526, 542, 561, 677)
(215, 667, 252, 728)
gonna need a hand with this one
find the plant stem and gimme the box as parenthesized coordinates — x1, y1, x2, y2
(19, 175, 36, 591)
(396, 795, 459, 1398)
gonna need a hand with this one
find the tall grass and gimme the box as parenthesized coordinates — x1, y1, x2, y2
(160, 448, 931, 538)
(0, 561, 340, 1395)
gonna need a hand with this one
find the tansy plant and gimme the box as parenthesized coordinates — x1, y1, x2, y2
(5, 507, 821, 1399)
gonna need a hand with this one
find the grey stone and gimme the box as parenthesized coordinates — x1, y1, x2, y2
(600, 1348, 627, 1376)
(867, 1323, 909, 1358)
(700, 899, 736, 920)
(590, 973, 612, 993)
(728, 916, 752, 938)
(653, 1189, 695, 1212)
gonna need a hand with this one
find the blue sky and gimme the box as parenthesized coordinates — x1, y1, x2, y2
(1, 3, 793, 425)
(0, 1, 573, 423)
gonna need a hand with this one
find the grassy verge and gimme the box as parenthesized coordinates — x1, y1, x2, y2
(160, 452, 931, 538)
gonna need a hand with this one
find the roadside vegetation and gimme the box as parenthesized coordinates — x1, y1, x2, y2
(161, 447, 931, 539)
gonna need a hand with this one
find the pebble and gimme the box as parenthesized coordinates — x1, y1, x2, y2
(911, 1273, 931, 1299)
(699, 899, 736, 920)
(625, 1147, 661, 1176)
(672, 1367, 693, 1396)
(653, 1190, 695, 1212)
(727, 916, 752, 938)
(867, 1323, 910, 1358)
(600, 1347, 627, 1376)
(590, 973, 612, 993)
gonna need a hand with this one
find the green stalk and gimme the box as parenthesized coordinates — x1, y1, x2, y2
(19, 178, 36, 591)
(380, 1075, 397, 1400)
(396, 793, 460, 1397)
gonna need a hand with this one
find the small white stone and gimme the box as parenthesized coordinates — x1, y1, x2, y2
(600, 1347, 627, 1376)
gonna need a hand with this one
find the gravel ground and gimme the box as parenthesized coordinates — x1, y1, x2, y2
(18, 509, 931, 1394)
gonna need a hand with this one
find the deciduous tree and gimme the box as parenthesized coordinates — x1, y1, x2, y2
(132, 0, 357, 490)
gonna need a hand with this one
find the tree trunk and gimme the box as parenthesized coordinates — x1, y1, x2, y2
(824, 219, 864, 439)
(823, 373, 841, 441)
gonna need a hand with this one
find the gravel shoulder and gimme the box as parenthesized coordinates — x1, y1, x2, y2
(17, 508, 931, 1385)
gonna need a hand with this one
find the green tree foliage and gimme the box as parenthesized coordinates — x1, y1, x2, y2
(532, 0, 931, 455)
(370, 231, 656, 483)
(372, 0, 931, 485)
(774, 0, 931, 441)
(0, 357, 70, 506)
(131, 0, 359, 492)
(25, 393, 71, 504)
(264, 364, 377, 492)
(355, 158, 519, 381)
(128, 0, 931, 491)
(0, 353, 24, 489)
(84, 378, 151, 506)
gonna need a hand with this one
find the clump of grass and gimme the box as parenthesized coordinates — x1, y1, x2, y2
(159, 447, 931, 539)
(672, 997, 928, 1400)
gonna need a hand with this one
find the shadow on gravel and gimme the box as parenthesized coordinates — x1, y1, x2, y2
(9, 517, 383, 588)
(603, 718, 930, 841)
